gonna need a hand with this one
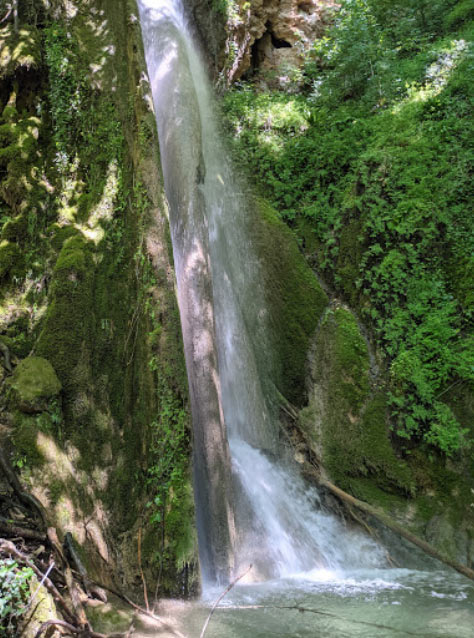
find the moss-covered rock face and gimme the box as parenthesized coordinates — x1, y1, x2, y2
(20, 574, 58, 638)
(36, 234, 95, 398)
(304, 305, 412, 491)
(300, 303, 474, 565)
(0, 0, 197, 597)
(9, 356, 61, 413)
(0, 239, 22, 280)
(252, 198, 328, 406)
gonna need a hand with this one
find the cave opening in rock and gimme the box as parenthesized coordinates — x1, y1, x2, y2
(270, 32, 292, 48)
(247, 23, 292, 76)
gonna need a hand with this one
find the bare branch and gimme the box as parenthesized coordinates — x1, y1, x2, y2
(200, 564, 253, 638)
(0, 5, 13, 25)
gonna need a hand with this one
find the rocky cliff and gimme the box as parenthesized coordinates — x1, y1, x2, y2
(188, 0, 336, 85)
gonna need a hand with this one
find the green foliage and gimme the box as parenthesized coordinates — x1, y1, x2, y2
(0, 559, 33, 637)
(146, 373, 188, 521)
(222, 2, 473, 455)
(308, 0, 396, 104)
(44, 21, 124, 225)
(44, 25, 83, 159)
(145, 320, 193, 574)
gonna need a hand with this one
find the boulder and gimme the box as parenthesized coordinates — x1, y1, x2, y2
(9, 357, 61, 413)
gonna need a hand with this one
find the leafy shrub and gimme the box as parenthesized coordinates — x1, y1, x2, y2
(221, 1, 473, 455)
(0, 559, 33, 637)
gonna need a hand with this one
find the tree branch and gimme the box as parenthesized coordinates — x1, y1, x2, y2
(320, 479, 474, 581)
(200, 564, 253, 638)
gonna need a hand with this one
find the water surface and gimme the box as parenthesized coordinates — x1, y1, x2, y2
(178, 568, 474, 637)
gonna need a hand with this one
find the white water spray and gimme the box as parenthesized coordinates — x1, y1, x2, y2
(138, 0, 385, 587)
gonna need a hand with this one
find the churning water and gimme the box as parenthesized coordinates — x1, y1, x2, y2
(137, 1, 474, 634)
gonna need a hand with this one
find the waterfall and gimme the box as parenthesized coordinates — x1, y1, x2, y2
(138, 0, 385, 588)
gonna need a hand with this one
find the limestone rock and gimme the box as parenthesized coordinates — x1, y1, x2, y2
(9, 356, 61, 413)
(225, 0, 338, 85)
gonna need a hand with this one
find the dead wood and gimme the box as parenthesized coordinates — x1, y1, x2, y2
(89, 578, 168, 625)
(65, 565, 90, 630)
(48, 527, 67, 567)
(0, 448, 48, 527)
(0, 6, 13, 25)
(200, 564, 253, 638)
(137, 526, 149, 612)
(64, 531, 94, 599)
(34, 618, 79, 638)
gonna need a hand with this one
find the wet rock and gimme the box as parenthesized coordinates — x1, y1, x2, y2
(425, 514, 470, 565)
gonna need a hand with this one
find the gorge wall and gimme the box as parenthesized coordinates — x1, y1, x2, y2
(0, 0, 334, 597)
(0, 0, 197, 596)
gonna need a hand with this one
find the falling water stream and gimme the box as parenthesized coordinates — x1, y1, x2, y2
(137, 0, 474, 635)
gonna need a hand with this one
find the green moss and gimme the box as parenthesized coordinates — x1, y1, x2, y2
(349, 477, 407, 513)
(443, 381, 474, 438)
(12, 414, 45, 468)
(331, 307, 370, 409)
(252, 198, 328, 404)
(0, 1, 197, 595)
(9, 356, 61, 412)
(360, 392, 413, 491)
(36, 235, 95, 395)
(86, 604, 133, 635)
(309, 307, 413, 493)
(48, 478, 64, 505)
(335, 218, 364, 306)
(1, 214, 27, 242)
(0, 239, 22, 279)
(48, 224, 81, 253)
(1, 318, 34, 359)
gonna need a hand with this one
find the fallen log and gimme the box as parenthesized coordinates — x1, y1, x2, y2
(65, 565, 90, 630)
(320, 478, 474, 582)
(64, 532, 107, 602)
